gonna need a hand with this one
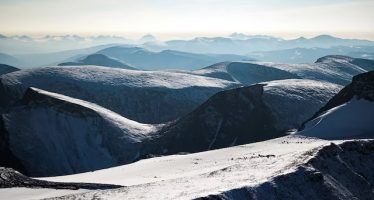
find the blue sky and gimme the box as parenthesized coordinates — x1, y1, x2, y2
(1, 0, 373, 39)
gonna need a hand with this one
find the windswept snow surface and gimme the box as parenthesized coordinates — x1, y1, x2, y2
(36, 136, 374, 200)
(38, 136, 329, 199)
(0, 66, 235, 123)
(299, 98, 374, 139)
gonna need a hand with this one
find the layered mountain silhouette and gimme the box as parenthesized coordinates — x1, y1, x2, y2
(96, 46, 250, 70)
(58, 54, 136, 69)
(249, 46, 374, 63)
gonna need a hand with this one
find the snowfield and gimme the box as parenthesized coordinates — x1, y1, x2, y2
(26, 135, 373, 200)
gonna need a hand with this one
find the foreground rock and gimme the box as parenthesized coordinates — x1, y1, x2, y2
(0, 167, 121, 190)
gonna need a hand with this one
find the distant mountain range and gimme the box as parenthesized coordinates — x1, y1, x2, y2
(1, 33, 374, 67)
(249, 46, 374, 63)
(58, 54, 136, 70)
(95, 46, 250, 70)
(145, 34, 374, 55)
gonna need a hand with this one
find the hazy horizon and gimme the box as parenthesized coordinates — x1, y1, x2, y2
(1, 32, 374, 42)
(1, 0, 374, 40)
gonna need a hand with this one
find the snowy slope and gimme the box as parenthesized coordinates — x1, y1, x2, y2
(0, 66, 235, 123)
(192, 61, 300, 84)
(143, 79, 341, 156)
(259, 55, 374, 85)
(298, 70, 374, 139)
(1, 87, 155, 177)
(35, 136, 374, 200)
(300, 99, 374, 139)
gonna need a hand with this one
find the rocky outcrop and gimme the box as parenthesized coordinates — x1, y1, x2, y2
(0, 167, 121, 190)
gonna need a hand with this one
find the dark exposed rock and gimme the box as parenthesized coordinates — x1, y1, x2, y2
(0, 167, 121, 190)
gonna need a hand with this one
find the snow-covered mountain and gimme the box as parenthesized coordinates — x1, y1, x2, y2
(260, 55, 374, 85)
(0, 87, 155, 177)
(96, 46, 251, 70)
(192, 61, 300, 84)
(142, 79, 341, 155)
(0, 63, 302, 123)
(20, 136, 372, 200)
(299, 71, 374, 139)
(0, 66, 235, 123)
(0, 64, 19, 76)
(58, 54, 136, 70)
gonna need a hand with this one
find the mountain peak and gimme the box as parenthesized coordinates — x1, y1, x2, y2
(312, 34, 339, 40)
(140, 34, 157, 43)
